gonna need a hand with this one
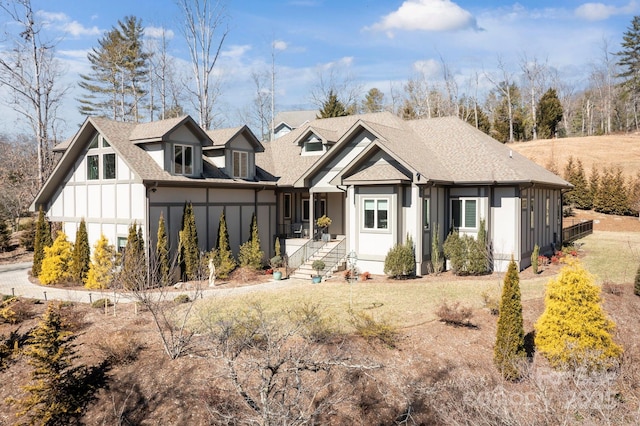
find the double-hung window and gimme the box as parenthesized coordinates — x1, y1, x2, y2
(451, 198, 477, 229)
(363, 199, 389, 230)
(174, 145, 193, 175)
(232, 151, 248, 178)
(87, 133, 116, 181)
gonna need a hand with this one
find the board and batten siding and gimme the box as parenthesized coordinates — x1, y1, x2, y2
(491, 186, 519, 272)
(519, 187, 563, 269)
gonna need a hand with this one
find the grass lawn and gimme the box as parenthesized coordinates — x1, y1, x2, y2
(192, 230, 640, 331)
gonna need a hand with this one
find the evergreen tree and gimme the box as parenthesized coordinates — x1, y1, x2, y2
(238, 212, 264, 270)
(617, 16, 640, 105)
(78, 16, 151, 121)
(535, 261, 622, 370)
(9, 303, 81, 425)
(179, 202, 199, 281)
(563, 157, 577, 206)
(468, 219, 489, 274)
(32, 206, 52, 277)
(121, 222, 146, 289)
(212, 211, 236, 279)
(594, 166, 630, 215)
(589, 165, 600, 209)
(572, 159, 591, 209)
(317, 90, 348, 118)
(156, 212, 170, 286)
(70, 219, 91, 285)
(39, 232, 73, 286)
(85, 234, 116, 289)
(634, 262, 640, 296)
(362, 87, 385, 113)
(494, 258, 526, 380)
(0, 218, 10, 252)
(492, 82, 525, 142)
(536, 88, 563, 139)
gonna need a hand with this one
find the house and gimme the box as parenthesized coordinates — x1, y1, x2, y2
(32, 115, 277, 259)
(271, 110, 318, 140)
(32, 111, 570, 278)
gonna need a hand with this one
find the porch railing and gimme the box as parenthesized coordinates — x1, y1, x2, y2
(288, 239, 325, 271)
(318, 238, 347, 278)
(563, 220, 593, 243)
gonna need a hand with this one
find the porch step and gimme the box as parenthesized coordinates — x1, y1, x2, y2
(290, 239, 346, 280)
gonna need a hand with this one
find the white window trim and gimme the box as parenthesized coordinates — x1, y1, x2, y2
(232, 150, 249, 178)
(451, 198, 479, 230)
(87, 134, 116, 181)
(362, 197, 390, 232)
(174, 144, 194, 176)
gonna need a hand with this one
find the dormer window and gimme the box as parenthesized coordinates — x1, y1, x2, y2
(174, 145, 193, 175)
(302, 135, 326, 156)
(232, 151, 248, 178)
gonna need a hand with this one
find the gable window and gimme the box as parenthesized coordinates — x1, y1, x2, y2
(103, 153, 116, 179)
(87, 155, 99, 180)
(451, 198, 477, 229)
(174, 145, 193, 175)
(302, 135, 325, 155)
(232, 151, 248, 178)
(364, 198, 388, 230)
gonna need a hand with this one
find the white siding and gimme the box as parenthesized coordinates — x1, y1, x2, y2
(491, 187, 518, 272)
(144, 143, 164, 169)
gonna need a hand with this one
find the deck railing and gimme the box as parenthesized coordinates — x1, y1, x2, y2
(318, 238, 347, 278)
(563, 220, 593, 243)
(288, 239, 325, 271)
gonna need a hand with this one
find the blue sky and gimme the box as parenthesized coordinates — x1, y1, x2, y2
(2, 0, 639, 138)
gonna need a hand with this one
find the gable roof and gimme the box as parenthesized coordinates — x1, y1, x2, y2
(256, 111, 571, 189)
(272, 110, 318, 131)
(205, 125, 265, 152)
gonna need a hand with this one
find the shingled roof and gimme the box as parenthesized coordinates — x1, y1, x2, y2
(256, 111, 570, 189)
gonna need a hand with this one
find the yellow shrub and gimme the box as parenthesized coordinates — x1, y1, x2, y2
(535, 260, 622, 370)
(39, 232, 73, 286)
(85, 234, 116, 289)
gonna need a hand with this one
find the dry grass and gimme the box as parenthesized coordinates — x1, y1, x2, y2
(580, 231, 640, 284)
(509, 133, 640, 179)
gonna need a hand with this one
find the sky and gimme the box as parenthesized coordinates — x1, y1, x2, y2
(1, 0, 638, 139)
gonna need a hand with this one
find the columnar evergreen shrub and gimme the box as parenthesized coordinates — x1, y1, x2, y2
(494, 258, 526, 380)
(443, 230, 465, 273)
(70, 219, 91, 285)
(32, 206, 52, 277)
(20, 218, 36, 251)
(535, 260, 622, 370)
(594, 166, 631, 215)
(156, 213, 170, 286)
(443, 221, 490, 276)
(85, 235, 116, 289)
(634, 263, 640, 296)
(39, 232, 73, 286)
(430, 224, 443, 274)
(121, 223, 146, 289)
(0, 219, 10, 252)
(384, 234, 416, 279)
(238, 213, 264, 270)
(212, 211, 236, 279)
(563, 157, 576, 205)
(179, 202, 199, 281)
(9, 303, 82, 424)
(531, 244, 540, 274)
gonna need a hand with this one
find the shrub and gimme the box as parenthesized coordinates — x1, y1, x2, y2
(91, 298, 113, 309)
(180, 202, 199, 281)
(349, 310, 398, 348)
(635, 263, 640, 297)
(494, 258, 526, 380)
(0, 219, 10, 252)
(19, 218, 36, 251)
(31, 206, 52, 277)
(39, 231, 73, 285)
(535, 260, 623, 370)
(121, 222, 146, 289)
(436, 300, 473, 327)
(360, 271, 371, 281)
(93, 330, 142, 365)
(443, 221, 489, 276)
(270, 255, 282, 268)
(602, 281, 624, 296)
(212, 211, 236, 279)
(174, 294, 191, 304)
(71, 219, 91, 285)
(384, 234, 415, 279)
(85, 234, 116, 289)
(156, 212, 170, 286)
(312, 260, 325, 276)
(0, 297, 34, 324)
(430, 223, 444, 274)
(238, 213, 264, 270)
(481, 289, 499, 315)
(291, 302, 338, 343)
(531, 244, 539, 274)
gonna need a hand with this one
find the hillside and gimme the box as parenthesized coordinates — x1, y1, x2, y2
(509, 133, 640, 179)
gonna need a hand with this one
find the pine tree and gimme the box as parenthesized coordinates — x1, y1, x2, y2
(535, 260, 622, 370)
(494, 258, 526, 380)
(563, 157, 577, 206)
(156, 212, 170, 286)
(589, 165, 600, 208)
(213, 211, 236, 279)
(85, 234, 116, 289)
(572, 159, 591, 209)
(536, 88, 563, 139)
(32, 206, 52, 277)
(39, 232, 73, 286)
(10, 303, 81, 424)
(617, 16, 640, 103)
(0, 218, 10, 252)
(362, 87, 385, 113)
(238, 213, 264, 270)
(121, 222, 146, 289)
(317, 90, 349, 118)
(70, 219, 91, 285)
(78, 16, 151, 121)
(179, 202, 199, 281)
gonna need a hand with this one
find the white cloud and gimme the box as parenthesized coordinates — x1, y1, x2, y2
(37, 11, 68, 23)
(320, 56, 354, 70)
(63, 21, 101, 37)
(37, 10, 101, 37)
(575, 1, 638, 21)
(412, 59, 441, 78)
(273, 40, 288, 51)
(367, 0, 481, 37)
(221, 44, 252, 59)
(145, 26, 175, 40)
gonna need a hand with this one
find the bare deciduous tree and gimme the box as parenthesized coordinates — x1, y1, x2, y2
(309, 61, 363, 115)
(0, 134, 39, 228)
(485, 57, 517, 142)
(0, 0, 66, 186)
(177, 0, 229, 130)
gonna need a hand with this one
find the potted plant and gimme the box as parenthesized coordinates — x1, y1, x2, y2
(270, 255, 283, 280)
(311, 259, 325, 284)
(316, 215, 332, 242)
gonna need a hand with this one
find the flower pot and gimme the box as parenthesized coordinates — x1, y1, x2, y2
(273, 271, 282, 281)
(312, 276, 322, 284)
